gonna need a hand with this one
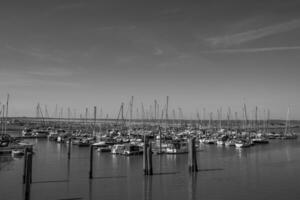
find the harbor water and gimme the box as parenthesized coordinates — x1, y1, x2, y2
(1, 136, 300, 200)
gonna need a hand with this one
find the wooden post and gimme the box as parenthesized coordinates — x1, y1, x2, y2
(24, 152, 32, 200)
(68, 138, 71, 159)
(188, 138, 198, 172)
(143, 136, 148, 175)
(147, 141, 153, 175)
(28, 147, 33, 183)
(159, 127, 162, 154)
(192, 138, 198, 172)
(23, 148, 28, 184)
(89, 145, 94, 179)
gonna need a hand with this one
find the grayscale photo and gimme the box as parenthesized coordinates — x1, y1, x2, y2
(0, 1, 300, 200)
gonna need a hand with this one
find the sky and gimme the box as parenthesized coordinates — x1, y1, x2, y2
(0, 0, 300, 119)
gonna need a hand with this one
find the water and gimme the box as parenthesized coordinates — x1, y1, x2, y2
(1, 137, 300, 200)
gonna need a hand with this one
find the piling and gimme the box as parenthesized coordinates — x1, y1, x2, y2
(27, 147, 33, 183)
(143, 136, 153, 176)
(143, 136, 148, 175)
(147, 142, 153, 175)
(159, 127, 162, 153)
(188, 138, 198, 173)
(23, 148, 28, 184)
(68, 138, 71, 159)
(89, 145, 94, 179)
(24, 152, 32, 200)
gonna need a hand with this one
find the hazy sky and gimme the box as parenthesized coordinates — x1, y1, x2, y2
(0, 0, 300, 119)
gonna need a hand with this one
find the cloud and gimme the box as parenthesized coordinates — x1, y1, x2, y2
(25, 67, 73, 77)
(200, 46, 300, 54)
(0, 68, 77, 87)
(206, 19, 300, 47)
(158, 8, 181, 16)
(153, 48, 164, 55)
(96, 25, 136, 32)
(5, 45, 67, 63)
(55, 3, 84, 10)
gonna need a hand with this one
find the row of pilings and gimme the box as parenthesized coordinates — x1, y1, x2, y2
(22, 136, 198, 199)
(142, 136, 198, 176)
(88, 136, 198, 178)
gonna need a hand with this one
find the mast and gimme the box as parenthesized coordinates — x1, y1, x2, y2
(67, 107, 71, 131)
(255, 106, 258, 132)
(196, 111, 200, 129)
(203, 108, 206, 128)
(1, 105, 4, 135)
(38, 104, 45, 127)
(45, 105, 49, 126)
(141, 103, 145, 127)
(85, 107, 88, 126)
(243, 104, 248, 131)
(129, 96, 134, 128)
(60, 107, 63, 128)
(172, 109, 176, 128)
(4, 94, 9, 135)
(284, 107, 290, 136)
(93, 106, 97, 138)
(235, 112, 238, 132)
(154, 99, 157, 123)
(267, 109, 270, 134)
(209, 112, 212, 129)
(55, 104, 58, 118)
(165, 96, 169, 130)
(219, 107, 222, 130)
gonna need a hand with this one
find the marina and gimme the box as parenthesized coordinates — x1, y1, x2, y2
(1, 127, 300, 200)
(1, 112, 300, 200)
(1, 1, 300, 199)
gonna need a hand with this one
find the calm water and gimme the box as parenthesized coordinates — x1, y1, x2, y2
(1, 136, 300, 200)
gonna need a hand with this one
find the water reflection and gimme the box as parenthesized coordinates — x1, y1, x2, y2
(111, 154, 118, 170)
(284, 147, 291, 162)
(89, 179, 93, 200)
(188, 173, 197, 200)
(236, 148, 250, 160)
(0, 155, 13, 171)
(66, 158, 71, 194)
(143, 176, 152, 200)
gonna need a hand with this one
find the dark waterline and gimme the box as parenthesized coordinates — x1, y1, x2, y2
(1, 137, 300, 200)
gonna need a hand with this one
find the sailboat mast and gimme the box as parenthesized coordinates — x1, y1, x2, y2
(93, 106, 97, 137)
(284, 107, 290, 136)
(4, 94, 9, 134)
(1, 105, 4, 135)
(165, 96, 169, 130)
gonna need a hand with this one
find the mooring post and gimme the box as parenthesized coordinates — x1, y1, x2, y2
(24, 152, 32, 200)
(143, 136, 148, 175)
(28, 147, 33, 183)
(23, 148, 28, 184)
(188, 137, 198, 172)
(68, 138, 71, 159)
(193, 138, 198, 172)
(89, 145, 94, 179)
(147, 140, 153, 175)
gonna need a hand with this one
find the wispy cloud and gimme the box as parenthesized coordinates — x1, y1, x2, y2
(96, 25, 136, 32)
(0, 68, 77, 87)
(54, 3, 84, 11)
(153, 48, 164, 55)
(200, 46, 300, 54)
(5, 45, 67, 63)
(25, 67, 73, 77)
(157, 8, 181, 16)
(43, 2, 85, 16)
(206, 19, 300, 47)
